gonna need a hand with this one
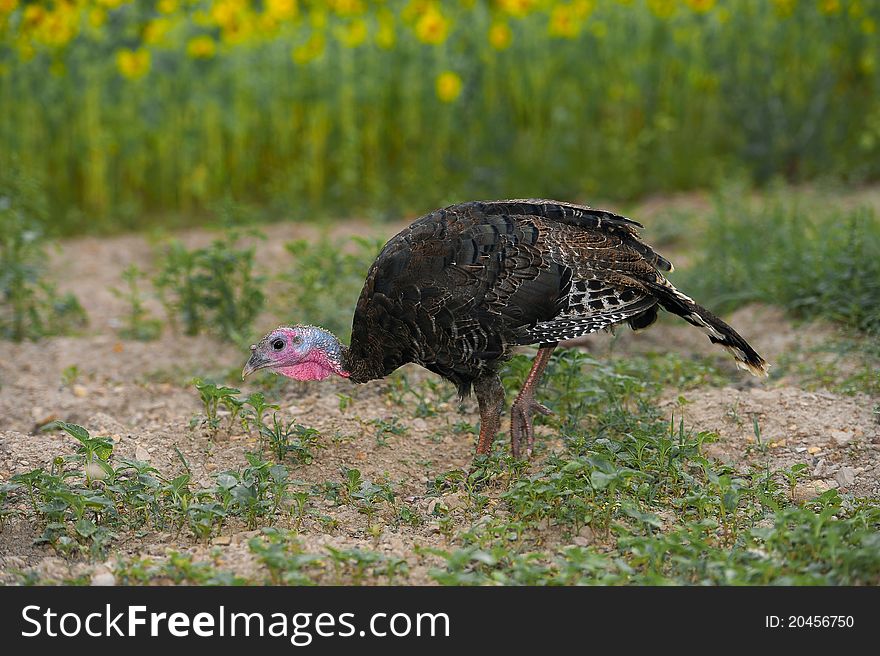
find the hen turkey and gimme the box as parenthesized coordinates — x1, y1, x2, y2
(243, 199, 767, 460)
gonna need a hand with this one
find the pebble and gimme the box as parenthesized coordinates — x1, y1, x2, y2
(32, 414, 58, 431)
(135, 445, 150, 461)
(442, 493, 465, 510)
(232, 530, 261, 545)
(84, 461, 109, 480)
(72, 385, 88, 398)
(791, 479, 832, 503)
(211, 535, 232, 546)
(807, 446, 822, 455)
(386, 536, 406, 552)
(572, 524, 594, 547)
(835, 467, 856, 488)
(4, 556, 26, 570)
(831, 429, 854, 446)
(91, 571, 116, 586)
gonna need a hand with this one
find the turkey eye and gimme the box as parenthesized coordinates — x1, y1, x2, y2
(272, 339, 285, 350)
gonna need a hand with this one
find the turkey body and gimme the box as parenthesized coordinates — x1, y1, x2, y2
(344, 199, 763, 389)
(340, 199, 766, 458)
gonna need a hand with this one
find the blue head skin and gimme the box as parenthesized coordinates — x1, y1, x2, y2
(242, 325, 349, 381)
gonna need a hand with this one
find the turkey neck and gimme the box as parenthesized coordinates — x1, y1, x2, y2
(338, 344, 372, 382)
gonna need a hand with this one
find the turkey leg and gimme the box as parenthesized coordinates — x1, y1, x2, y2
(510, 345, 556, 458)
(473, 374, 505, 457)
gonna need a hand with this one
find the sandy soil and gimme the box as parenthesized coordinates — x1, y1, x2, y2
(1, 199, 878, 585)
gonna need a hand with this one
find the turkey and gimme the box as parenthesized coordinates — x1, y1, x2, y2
(243, 199, 767, 460)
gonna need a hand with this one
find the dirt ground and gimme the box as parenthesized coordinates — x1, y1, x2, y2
(1, 195, 878, 585)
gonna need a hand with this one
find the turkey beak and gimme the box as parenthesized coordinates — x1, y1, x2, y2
(242, 345, 270, 379)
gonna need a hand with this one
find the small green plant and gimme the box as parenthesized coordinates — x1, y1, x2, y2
(396, 504, 423, 528)
(324, 546, 408, 585)
(212, 455, 291, 530)
(192, 379, 244, 435)
(110, 264, 162, 340)
(60, 365, 80, 387)
(341, 467, 364, 501)
(289, 490, 311, 529)
(154, 224, 264, 342)
(0, 481, 22, 528)
(259, 413, 322, 464)
(337, 393, 353, 413)
(241, 392, 280, 433)
(371, 417, 407, 448)
(182, 455, 294, 541)
(783, 463, 810, 501)
(248, 529, 324, 585)
(52, 421, 115, 484)
(750, 417, 769, 455)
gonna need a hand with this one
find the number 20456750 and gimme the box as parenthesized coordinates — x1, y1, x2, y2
(765, 616, 854, 628)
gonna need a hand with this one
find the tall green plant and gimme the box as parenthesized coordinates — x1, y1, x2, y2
(154, 226, 265, 342)
(683, 194, 880, 334)
(0, 169, 86, 340)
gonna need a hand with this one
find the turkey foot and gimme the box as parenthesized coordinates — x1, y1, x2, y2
(510, 395, 553, 458)
(510, 344, 556, 458)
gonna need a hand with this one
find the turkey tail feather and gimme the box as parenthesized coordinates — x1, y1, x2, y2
(648, 281, 769, 377)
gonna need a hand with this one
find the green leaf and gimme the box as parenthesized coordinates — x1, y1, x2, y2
(469, 550, 497, 566)
(74, 518, 97, 538)
(216, 473, 238, 490)
(55, 421, 90, 443)
(590, 470, 617, 490)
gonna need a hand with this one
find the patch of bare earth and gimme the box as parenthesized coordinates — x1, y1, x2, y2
(2, 198, 879, 584)
(659, 386, 879, 500)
